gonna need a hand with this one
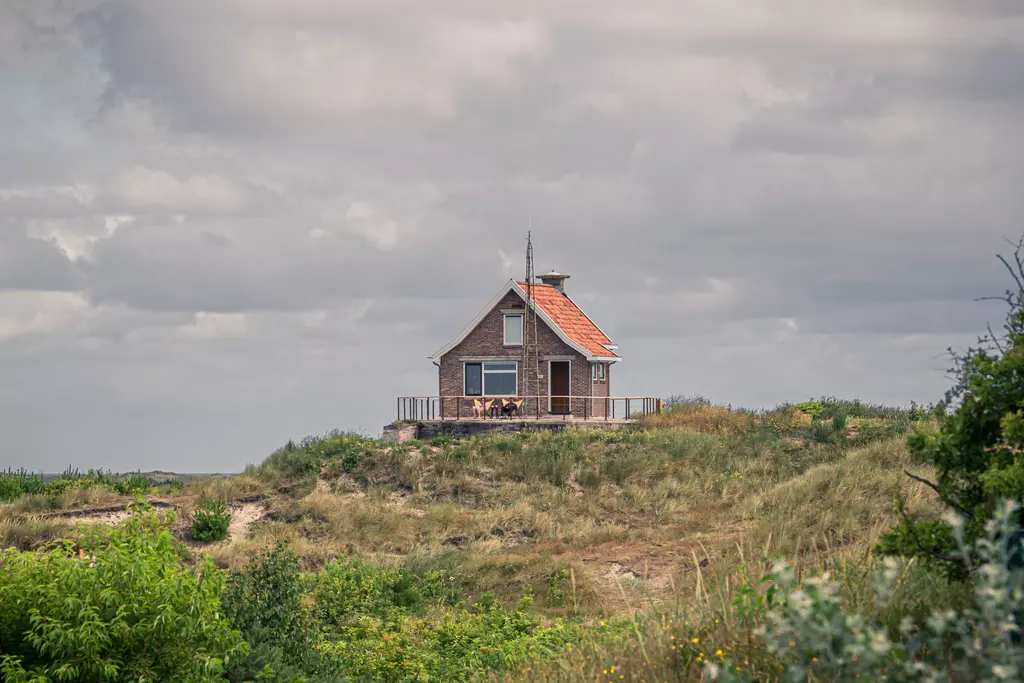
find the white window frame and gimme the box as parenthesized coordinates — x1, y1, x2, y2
(503, 314, 523, 346)
(464, 360, 518, 397)
(598, 362, 606, 380)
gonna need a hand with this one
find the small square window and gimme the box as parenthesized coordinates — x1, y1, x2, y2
(504, 314, 523, 346)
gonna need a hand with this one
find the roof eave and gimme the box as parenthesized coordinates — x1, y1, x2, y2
(429, 279, 520, 361)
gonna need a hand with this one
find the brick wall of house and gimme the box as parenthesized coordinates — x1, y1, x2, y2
(438, 289, 594, 418)
(589, 362, 610, 419)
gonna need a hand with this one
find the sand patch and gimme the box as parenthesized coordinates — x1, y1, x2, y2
(227, 502, 266, 541)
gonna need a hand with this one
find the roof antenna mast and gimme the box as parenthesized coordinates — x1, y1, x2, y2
(524, 230, 540, 417)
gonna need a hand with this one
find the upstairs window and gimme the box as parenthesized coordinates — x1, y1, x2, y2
(504, 314, 523, 346)
(592, 362, 606, 381)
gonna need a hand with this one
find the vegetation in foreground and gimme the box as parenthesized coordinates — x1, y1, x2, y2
(0, 405, 943, 682)
(2, 239, 1022, 681)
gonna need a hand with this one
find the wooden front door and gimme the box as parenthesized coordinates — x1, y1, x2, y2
(549, 361, 571, 414)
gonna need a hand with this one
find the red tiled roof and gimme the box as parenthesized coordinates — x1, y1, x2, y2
(516, 282, 617, 357)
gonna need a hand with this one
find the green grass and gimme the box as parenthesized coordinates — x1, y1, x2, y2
(0, 400, 956, 682)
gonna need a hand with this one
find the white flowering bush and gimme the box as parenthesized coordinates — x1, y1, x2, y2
(709, 501, 1024, 683)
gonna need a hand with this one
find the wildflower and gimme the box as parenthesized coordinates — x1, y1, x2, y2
(601, 620, 607, 627)
(610, 666, 615, 673)
(716, 649, 724, 657)
(812, 658, 818, 663)
(691, 637, 699, 644)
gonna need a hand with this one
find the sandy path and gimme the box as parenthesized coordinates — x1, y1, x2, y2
(64, 510, 131, 526)
(226, 502, 265, 541)
(50, 500, 267, 547)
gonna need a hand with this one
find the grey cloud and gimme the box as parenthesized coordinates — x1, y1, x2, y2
(1, 0, 1022, 471)
(0, 229, 82, 291)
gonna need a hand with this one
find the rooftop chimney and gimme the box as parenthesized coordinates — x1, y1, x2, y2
(539, 271, 570, 294)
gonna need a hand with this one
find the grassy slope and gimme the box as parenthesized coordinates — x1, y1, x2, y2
(0, 402, 947, 681)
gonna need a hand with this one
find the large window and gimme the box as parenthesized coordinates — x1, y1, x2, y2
(465, 361, 518, 396)
(504, 314, 523, 346)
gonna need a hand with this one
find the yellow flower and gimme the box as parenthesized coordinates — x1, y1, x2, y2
(691, 637, 699, 644)
(601, 620, 607, 627)
(610, 667, 615, 673)
(812, 658, 818, 663)
(716, 649, 724, 657)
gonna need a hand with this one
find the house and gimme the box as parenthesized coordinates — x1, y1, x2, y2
(429, 272, 620, 419)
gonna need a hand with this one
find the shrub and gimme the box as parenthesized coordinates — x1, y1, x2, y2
(154, 477, 186, 493)
(709, 499, 1024, 683)
(192, 500, 232, 542)
(796, 401, 823, 418)
(0, 497, 245, 681)
(878, 236, 1024, 575)
(0, 469, 46, 501)
(222, 542, 328, 682)
(114, 471, 151, 495)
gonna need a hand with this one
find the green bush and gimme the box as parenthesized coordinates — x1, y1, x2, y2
(307, 556, 579, 681)
(796, 401, 823, 418)
(114, 471, 151, 495)
(709, 499, 1024, 683)
(222, 542, 341, 682)
(0, 469, 46, 501)
(192, 500, 232, 542)
(878, 236, 1024, 575)
(154, 477, 186, 493)
(0, 497, 245, 681)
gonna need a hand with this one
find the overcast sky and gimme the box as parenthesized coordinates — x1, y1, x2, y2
(2, 0, 1022, 473)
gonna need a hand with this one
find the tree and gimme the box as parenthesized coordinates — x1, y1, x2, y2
(877, 235, 1024, 577)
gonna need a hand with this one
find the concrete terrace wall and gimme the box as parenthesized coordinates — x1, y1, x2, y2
(383, 420, 627, 443)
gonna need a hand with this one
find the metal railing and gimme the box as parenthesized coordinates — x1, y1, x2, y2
(396, 395, 662, 422)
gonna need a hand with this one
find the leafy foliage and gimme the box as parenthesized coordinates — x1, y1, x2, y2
(221, 542, 337, 682)
(114, 472, 152, 495)
(0, 467, 152, 502)
(192, 499, 232, 542)
(710, 500, 1024, 683)
(0, 497, 245, 682)
(878, 236, 1024, 575)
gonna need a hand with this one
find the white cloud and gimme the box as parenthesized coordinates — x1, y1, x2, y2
(110, 166, 250, 213)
